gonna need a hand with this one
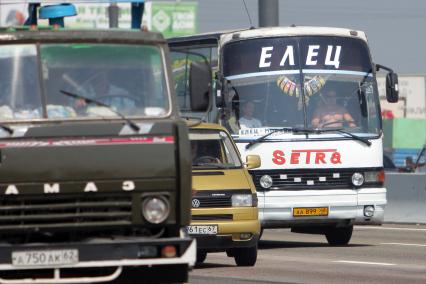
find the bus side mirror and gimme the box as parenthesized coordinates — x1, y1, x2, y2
(215, 74, 225, 108)
(386, 72, 399, 103)
(189, 61, 211, 111)
(245, 155, 261, 170)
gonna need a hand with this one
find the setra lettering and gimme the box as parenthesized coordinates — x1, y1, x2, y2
(271, 149, 343, 165)
(272, 150, 286, 165)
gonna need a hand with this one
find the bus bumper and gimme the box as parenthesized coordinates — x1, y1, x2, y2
(258, 187, 386, 228)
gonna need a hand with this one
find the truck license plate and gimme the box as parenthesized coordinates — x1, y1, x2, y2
(12, 249, 78, 267)
(186, 225, 218, 235)
(293, 207, 329, 217)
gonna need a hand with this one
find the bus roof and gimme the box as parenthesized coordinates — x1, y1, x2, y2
(168, 26, 367, 47)
(220, 26, 368, 45)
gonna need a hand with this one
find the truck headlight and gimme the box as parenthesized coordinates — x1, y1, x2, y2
(260, 175, 273, 189)
(142, 196, 170, 224)
(351, 172, 364, 187)
(231, 194, 253, 207)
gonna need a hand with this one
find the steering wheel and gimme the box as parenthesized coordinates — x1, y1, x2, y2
(320, 119, 357, 128)
(194, 156, 221, 164)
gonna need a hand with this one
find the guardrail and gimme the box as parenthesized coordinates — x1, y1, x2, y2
(384, 172, 426, 223)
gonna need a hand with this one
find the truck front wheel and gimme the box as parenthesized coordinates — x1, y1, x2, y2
(325, 225, 353, 246)
(233, 245, 257, 266)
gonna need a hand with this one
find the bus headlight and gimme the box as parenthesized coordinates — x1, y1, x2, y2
(260, 175, 273, 189)
(231, 194, 253, 207)
(351, 172, 364, 187)
(142, 196, 170, 224)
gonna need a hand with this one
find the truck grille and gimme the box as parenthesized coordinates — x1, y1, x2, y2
(0, 194, 132, 232)
(251, 169, 358, 190)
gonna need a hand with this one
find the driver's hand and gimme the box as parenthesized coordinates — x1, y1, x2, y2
(75, 98, 87, 108)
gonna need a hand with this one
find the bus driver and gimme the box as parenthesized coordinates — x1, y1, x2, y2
(311, 89, 356, 128)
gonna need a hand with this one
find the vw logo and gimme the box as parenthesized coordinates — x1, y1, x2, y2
(192, 199, 201, 208)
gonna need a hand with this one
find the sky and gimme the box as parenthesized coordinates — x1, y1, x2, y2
(195, 0, 426, 76)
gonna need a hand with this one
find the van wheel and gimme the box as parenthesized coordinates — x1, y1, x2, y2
(325, 225, 353, 246)
(226, 249, 235, 257)
(196, 251, 207, 264)
(234, 245, 257, 266)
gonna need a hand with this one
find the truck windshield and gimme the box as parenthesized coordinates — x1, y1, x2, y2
(189, 130, 242, 169)
(221, 36, 381, 137)
(0, 43, 169, 121)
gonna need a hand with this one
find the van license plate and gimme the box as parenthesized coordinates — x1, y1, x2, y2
(186, 225, 218, 235)
(293, 207, 329, 217)
(12, 249, 78, 267)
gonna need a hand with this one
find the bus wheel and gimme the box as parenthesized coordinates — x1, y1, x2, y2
(325, 225, 353, 246)
(234, 245, 257, 266)
(196, 251, 207, 264)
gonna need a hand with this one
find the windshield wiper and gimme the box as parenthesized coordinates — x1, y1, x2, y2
(60, 90, 140, 132)
(244, 126, 371, 149)
(0, 124, 13, 135)
(245, 127, 314, 149)
(313, 128, 372, 146)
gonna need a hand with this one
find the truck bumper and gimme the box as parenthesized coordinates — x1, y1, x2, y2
(259, 187, 386, 228)
(0, 236, 196, 284)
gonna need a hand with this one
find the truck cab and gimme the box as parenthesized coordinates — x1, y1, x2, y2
(0, 17, 194, 284)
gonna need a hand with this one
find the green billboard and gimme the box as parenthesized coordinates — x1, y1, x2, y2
(149, 2, 198, 38)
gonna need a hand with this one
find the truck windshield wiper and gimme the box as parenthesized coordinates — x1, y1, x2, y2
(60, 90, 140, 132)
(245, 127, 314, 149)
(313, 128, 372, 146)
(0, 124, 13, 135)
(0, 124, 13, 134)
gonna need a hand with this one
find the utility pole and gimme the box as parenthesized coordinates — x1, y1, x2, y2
(258, 0, 279, 27)
(108, 3, 119, 28)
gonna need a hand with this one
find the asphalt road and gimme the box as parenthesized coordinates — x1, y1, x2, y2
(189, 224, 426, 284)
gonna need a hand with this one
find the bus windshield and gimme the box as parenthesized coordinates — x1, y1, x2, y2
(221, 36, 381, 137)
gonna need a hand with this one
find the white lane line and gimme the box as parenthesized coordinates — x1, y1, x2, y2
(355, 226, 426, 232)
(381, 242, 426, 247)
(333, 260, 396, 266)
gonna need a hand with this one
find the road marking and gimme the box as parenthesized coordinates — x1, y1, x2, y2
(333, 260, 395, 266)
(381, 242, 426, 247)
(355, 226, 426, 232)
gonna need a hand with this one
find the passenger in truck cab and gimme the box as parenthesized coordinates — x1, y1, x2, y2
(239, 101, 262, 128)
(311, 89, 356, 128)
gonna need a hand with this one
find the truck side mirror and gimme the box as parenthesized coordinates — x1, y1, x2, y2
(386, 72, 399, 103)
(245, 155, 261, 170)
(189, 61, 211, 111)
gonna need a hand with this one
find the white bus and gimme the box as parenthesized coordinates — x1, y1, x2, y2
(169, 26, 399, 245)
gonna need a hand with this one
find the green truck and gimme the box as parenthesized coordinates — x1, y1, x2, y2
(0, 3, 197, 283)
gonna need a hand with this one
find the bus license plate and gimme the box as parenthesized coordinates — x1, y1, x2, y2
(12, 249, 78, 267)
(186, 225, 218, 235)
(293, 207, 329, 217)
